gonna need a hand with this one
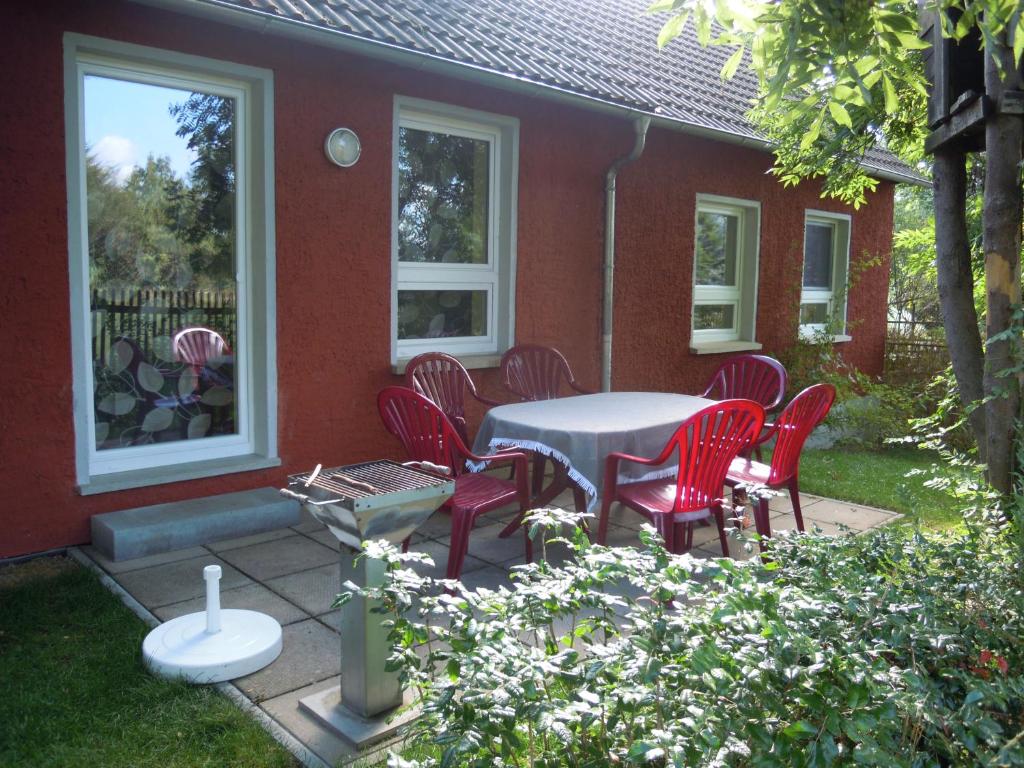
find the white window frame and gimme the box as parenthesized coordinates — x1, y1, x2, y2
(800, 210, 852, 338)
(64, 34, 277, 492)
(691, 195, 761, 347)
(391, 97, 518, 363)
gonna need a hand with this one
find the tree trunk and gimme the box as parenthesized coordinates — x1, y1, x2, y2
(933, 148, 987, 459)
(982, 36, 1024, 494)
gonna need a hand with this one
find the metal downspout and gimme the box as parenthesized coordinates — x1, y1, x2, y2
(602, 117, 651, 392)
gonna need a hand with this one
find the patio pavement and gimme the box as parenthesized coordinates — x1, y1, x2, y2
(77, 486, 900, 767)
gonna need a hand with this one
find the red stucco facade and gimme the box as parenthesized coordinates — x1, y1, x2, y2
(0, 0, 894, 558)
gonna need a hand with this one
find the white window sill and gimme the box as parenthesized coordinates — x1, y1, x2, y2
(689, 340, 763, 355)
(77, 454, 281, 496)
(392, 353, 501, 375)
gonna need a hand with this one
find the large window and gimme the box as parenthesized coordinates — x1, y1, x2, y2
(691, 195, 760, 348)
(65, 35, 276, 490)
(800, 211, 851, 337)
(392, 98, 518, 363)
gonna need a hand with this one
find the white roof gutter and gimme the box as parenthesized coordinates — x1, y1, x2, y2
(131, 0, 924, 186)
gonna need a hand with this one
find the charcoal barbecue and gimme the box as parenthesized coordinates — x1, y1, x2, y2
(280, 460, 454, 746)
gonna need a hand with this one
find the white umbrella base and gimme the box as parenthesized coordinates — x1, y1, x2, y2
(143, 609, 282, 683)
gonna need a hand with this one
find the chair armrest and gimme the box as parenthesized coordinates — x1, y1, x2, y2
(472, 392, 504, 408)
(750, 421, 778, 448)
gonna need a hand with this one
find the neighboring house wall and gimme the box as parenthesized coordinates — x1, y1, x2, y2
(0, 0, 893, 558)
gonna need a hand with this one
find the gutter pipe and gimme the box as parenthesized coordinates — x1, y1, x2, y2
(602, 117, 651, 392)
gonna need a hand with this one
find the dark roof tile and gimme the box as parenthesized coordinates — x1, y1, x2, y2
(195, 0, 924, 182)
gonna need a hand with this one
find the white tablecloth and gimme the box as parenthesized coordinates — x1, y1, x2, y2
(471, 392, 713, 507)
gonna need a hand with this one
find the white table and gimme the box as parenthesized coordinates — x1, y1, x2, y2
(472, 392, 714, 509)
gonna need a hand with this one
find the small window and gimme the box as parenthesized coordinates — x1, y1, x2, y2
(65, 35, 276, 488)
(800, 211, 851, 337)
(392, 98, 518, 362)
(691, 196, 760, 345)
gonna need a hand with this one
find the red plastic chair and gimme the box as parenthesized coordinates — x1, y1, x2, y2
(404, 352, 501, 446)
(725, 383, 836, 541)
(597, 399, 765, 557)
(377, 386, 531, 580)
(500, 345, 594, 402)
(173, 327, 230, 375)
(701, 354, 787, 411)
(701, 354, 787, 462)
(500, 345, 595, 498)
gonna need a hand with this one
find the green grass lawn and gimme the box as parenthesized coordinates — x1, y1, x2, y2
(791, 446, 966, 530)
(0, 557, 297, 768)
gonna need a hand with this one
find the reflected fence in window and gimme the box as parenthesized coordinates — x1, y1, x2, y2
(90, 287, 237, 365)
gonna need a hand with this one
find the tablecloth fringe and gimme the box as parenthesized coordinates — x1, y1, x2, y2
(468, 438, 679, 513)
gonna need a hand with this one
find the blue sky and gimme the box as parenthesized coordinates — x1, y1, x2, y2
(84, 75, 197, 182)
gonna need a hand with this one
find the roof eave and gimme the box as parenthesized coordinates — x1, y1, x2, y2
(132, 0, 929, 187)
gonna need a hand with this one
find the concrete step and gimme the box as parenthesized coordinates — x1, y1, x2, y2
(91, 488, 301, 561)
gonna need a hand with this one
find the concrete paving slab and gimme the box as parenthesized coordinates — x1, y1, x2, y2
(459, 564, 515, 592)
(465, 527, 532, 565)
(803, 500, 899, 529)
(219, 535, 338, 581)
(233, 618, 340, 702)
(153, 582, 309, 626)
(79, 544, 210, 575)
(292, 508, 326, 534)
(206, 528, 296, 553)
(301, 528, 342, 551)
(115, 554, 250, 608)
(407, 538, 488, 580)
(259, 677, 357, 767)
(266, 563, 342, 616)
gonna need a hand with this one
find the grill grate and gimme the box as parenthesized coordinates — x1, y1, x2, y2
(293, 460, 449, 502)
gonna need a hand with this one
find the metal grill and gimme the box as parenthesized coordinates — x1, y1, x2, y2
(281, 458, 456, 733)
(293, 460, 450, 506)
(282, 460, 454, 549)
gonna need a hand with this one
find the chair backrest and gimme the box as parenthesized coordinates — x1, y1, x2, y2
(500, 344, 577, 401)
(665, 399, 766, 514)
(404, 352, 474, 439)
(768, 383, 836, 485)
(173, 327, 229, 369)
(702, 354, 788, 411)
(377, 386, 470, 477)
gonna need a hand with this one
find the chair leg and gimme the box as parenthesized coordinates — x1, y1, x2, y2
(597, 494, 613, 545)
(531, 454, 546, 498)
(655, 514, 674, 553)
(788, 478, 805, 532)
(446, 511, 473, 580)
(714, 507, 730, 558)
(572, 486, 590, 535)
(754, 497, 772, 549)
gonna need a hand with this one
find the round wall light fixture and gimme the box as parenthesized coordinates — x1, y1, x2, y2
(324, 127, 362, 167)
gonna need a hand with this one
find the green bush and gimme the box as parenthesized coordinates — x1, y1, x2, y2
(353, 509, 1024, 767)
(781, 325, 922, 449)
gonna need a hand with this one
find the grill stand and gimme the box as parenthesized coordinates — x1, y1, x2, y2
(298, 551, 419, 747)
(282, 461, 454, 749)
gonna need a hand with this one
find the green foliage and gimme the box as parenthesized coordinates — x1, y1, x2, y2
(359, 508, 1024, 767)
(651, 1, 1021, 206)
(0, 558, 296, 768)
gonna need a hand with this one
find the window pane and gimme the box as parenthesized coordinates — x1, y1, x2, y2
(693, 304, 735, 331)
(695, 210, 738, 286)
(398, 127, 490, 264)
(800, 302, 830, 325)
(85, 75, 238, 450)
(398, 290, 488, 339)
(803, 223, 834, 288)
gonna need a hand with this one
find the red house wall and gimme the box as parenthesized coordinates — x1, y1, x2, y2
(0, 0, 894, 558)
